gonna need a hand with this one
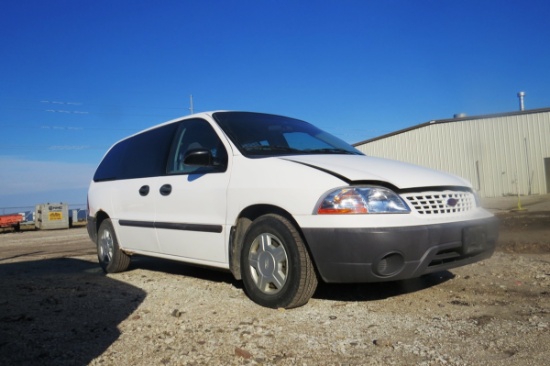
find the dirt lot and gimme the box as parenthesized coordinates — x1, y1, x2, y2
(1, 212, 549, 366)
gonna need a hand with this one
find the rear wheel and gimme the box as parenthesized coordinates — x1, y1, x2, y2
(97, 219, 130, 273)
(240, 214, 318, 309)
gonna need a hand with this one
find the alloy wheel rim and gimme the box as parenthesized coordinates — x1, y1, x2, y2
(99, 229, 114, 264)
(248, 233, 288, 294)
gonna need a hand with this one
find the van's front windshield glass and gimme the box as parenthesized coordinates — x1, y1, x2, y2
(213, 112, 363, 157)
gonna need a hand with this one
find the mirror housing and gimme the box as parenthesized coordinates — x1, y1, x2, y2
(184, 149, 213, 166)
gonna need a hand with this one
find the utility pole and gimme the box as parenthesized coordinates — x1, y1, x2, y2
(189, 95, 194, 114)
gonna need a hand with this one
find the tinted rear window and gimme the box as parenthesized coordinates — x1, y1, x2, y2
(93, 123, 179, 181)
(93, 139, 128, 181)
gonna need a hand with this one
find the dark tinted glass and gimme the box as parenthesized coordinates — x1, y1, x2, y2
(93, 123, 179, 181)
(93, 139, 129, 181)
(213, 112, 362, 157)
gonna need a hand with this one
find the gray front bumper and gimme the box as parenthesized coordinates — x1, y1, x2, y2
(302, 217, 499, 283)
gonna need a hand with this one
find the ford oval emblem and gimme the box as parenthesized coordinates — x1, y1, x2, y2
(447, 198, 459, 207)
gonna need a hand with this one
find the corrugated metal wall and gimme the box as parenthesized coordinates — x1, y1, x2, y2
(355, 110, 550, 198)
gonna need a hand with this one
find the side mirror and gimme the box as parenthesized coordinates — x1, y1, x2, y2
(183, 149, 213, 166)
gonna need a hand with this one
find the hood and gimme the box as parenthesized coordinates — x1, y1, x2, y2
(282, 155, 471, 190)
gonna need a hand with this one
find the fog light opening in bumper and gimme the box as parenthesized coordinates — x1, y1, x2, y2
(375, 252, 405, 277)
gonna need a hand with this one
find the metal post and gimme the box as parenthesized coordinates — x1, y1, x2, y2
(524, 137, 532, 195)
(517, 91, 525, 111)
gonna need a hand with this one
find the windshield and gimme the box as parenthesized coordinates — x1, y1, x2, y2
(213, 112, 363, 157)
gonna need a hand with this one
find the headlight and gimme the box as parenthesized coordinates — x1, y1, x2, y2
(316, 186, 410, 214)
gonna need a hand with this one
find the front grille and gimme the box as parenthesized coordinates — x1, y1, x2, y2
(428, 248, 463, 267)
(402, 191, 476, 215)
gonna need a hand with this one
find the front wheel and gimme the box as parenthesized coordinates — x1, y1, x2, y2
(97, 219, 130, 273)
(240, 214, 318, 309)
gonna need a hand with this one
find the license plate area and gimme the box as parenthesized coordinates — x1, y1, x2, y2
(462, 226, 487, 255)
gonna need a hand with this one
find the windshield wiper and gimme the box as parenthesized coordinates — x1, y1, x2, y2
(243, 145, 302, 154)
(306, 148, 357, 155)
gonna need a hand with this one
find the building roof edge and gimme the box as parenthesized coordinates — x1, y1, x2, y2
(353, 107, 550, 147)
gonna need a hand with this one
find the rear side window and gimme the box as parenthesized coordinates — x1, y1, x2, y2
(93, 123, 179, 181)
(93, 139, 128, 181)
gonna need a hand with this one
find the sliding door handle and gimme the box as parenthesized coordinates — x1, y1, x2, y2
(139, 185, 150, 196)
(159, 184, 172, 196)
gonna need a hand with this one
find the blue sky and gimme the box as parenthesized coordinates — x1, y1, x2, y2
(1, 0, 549, 208)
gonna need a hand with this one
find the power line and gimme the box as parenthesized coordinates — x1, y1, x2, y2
(0, 124, 136, 131)
(0, 106, 177, 118)
(0, 98, 190, 111)
(0, 144, 107, 150)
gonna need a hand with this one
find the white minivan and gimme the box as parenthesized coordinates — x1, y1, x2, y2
(87, 111, 498, 308)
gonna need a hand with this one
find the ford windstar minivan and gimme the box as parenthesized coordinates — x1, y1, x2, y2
(87, 111, 498, 308)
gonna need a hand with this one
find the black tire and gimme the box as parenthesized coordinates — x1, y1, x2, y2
(97, 219, 130, 273)
(240, 214, 318, 309)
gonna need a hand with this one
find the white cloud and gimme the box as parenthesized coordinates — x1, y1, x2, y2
(0, 156, 95, 196)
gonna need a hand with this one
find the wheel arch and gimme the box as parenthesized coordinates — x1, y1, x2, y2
(87, 209, 111, 244)
(228, 204, 311, 280)
(94, 210, 110, 235)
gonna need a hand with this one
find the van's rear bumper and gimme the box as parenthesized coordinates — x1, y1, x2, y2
(302, 217, 499, 283)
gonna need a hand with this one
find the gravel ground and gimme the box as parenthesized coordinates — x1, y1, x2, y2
(1, 212, 549, 366)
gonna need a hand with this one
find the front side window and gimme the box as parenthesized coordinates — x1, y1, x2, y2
(213, 112, 363, 157)
(167, 119, 228, 174)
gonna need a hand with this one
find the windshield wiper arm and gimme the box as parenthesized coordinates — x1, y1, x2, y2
(244, 145, 302, 153)
(306, 148, 357, 155)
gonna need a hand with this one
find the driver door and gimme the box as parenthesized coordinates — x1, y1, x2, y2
(154, 118, 230, 265)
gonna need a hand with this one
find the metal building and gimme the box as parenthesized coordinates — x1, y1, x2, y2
(354, 108, 550, 198)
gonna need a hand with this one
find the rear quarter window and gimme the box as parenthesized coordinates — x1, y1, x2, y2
(93, 123, 179, 181)
(93, 140, 128, 181)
